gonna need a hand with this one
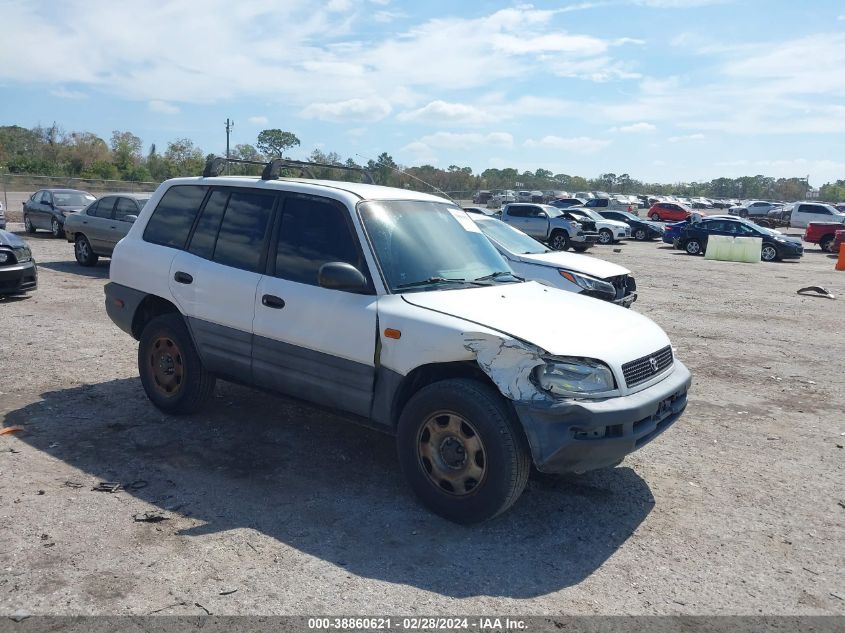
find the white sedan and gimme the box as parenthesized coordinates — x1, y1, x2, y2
(566, 207, 631, 244)
(472, 214, 637, 307)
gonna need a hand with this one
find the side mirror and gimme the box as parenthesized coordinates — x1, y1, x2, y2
(124, 215, 137, 223)
(318, 262, 369, 293)
(538, 212, 547, 219)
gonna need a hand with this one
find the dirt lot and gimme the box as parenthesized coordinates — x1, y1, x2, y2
(0, 225, 843, 616)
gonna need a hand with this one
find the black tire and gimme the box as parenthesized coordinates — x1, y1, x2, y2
(685, 239, 703, 256)
(138, 313, 215, 414)
(396, 379, 531, 524)
(598, 228, 613, 245)
(572, 244, 590, 252)
(820, 235, 834, 253)
(25, 215, 36, 234)
(74, 235, 99, 267)
(51, 217, 64, 238)
(761, 243, 779, 262)
(549, 230, 570, 251)
(650, 212, 660, 221)
(633, 228, 647, 241)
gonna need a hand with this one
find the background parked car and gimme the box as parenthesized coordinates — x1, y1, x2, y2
(63, 193, 151, 266)
(663, 214, 744, 247)
(23, 189, 96, 237)
(565, 207, 631, 244)
(598, 210, 664, 241)
(472, 215, 637, 307)
(583, 197, 635, 213)
(728, 200, 778, 218)
(803, 221, 845, 253)
(472, 190, 492, 204)
(462, 206, 497, 216)
(0, 200, 6, 229)
(550, 197, 586, 209)
(0, 228, 37, 295)
(678, 218, 803, 262)
(517, 191, 533, 202)
(648, 202, 692, 222)
(788, 202, 845, 229)
(500, 203, 598, 251)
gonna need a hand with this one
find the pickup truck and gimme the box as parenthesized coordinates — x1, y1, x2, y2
(501, 203, 598, 252)
(804, 221, 845, 253)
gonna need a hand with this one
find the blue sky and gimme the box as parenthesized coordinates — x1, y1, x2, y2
(1, 0, 844, 184)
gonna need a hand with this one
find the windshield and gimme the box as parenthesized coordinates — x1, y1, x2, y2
(615, 211, 639, 221)
(53, 192, 96, 206)
(473, 216, 549, 255)
(359, 200, 515, 293)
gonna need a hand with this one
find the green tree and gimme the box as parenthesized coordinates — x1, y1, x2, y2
(110, 131, 143, 176)
(164, 138, 204, 177)
(256, 129, 300, 159)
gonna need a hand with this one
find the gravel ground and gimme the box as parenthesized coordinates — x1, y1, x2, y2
(0, 224, 843, 616)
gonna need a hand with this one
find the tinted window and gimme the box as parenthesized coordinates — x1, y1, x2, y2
(94, 197, 116, 219)
(115, 197, 138, 222)
(86, 200, 101, 217)
(212, 191, 275, 272)
(143, 185, 208, 249)
(274, 195, 362, 286)
(188, 190, 228, 260)
(507, 205, 527, 217)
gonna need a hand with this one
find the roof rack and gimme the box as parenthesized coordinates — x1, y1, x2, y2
(202, 156, 375, 184)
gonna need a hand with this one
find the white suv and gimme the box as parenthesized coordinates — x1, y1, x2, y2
(104, 159, 691, 523)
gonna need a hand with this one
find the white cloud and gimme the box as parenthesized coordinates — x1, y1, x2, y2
(633, 0, 729, 7)
(416, 132, 514, 149)
(397, 101, 498, 126)
(148, 100, 179, 115)
(374, 10, 404, 23)
(611, 122, 656, 133)
(50, 87, 87, 99)
(247, 115, 268, 125)
(523, 136, 611, 153)
(301, 97, 392, 122)
(668, 133, 705, 142)
(327, 0, 352, 12)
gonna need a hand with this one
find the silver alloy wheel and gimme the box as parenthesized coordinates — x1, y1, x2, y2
(686, 240, 701, 255)
(51, 218, 61, 237)
(634, 229, 646, 240)
(75, 237, 90, 262)
(598, 229, 613, 244)
(761, 245, 777, 261)
(550, 233, 568, 250)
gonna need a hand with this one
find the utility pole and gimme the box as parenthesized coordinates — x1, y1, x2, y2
(225, 118, 234, 174)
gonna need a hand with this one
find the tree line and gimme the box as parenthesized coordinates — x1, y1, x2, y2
(0, 123, 842, 202)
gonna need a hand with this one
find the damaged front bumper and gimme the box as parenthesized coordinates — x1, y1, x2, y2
(513, 360, 691, 474)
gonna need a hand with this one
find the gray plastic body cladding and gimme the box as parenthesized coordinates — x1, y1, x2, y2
(252, 335, 374, 418)
(188, 317, 252, 380)
(513, 360, 691, 473)
(104, 282, 147, 337)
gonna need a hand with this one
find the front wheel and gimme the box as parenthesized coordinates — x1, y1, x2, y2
(74, 235, 99, 267)
(138, 313, 216, 414)
(549, 230, 569, 251)
(598, 229, 613, 245)
(685, 239, 703, 255)
(51, 218, 64, 238)
(761, 244, 779, 262)
(397, 379, 530, 524)
(25, 216, 37, 233)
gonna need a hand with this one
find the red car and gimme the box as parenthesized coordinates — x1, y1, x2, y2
(648, 202, 692, 222)
(804, 221, 845, 253)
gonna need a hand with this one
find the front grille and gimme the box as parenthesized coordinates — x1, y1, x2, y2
(622, 345, 673, 388)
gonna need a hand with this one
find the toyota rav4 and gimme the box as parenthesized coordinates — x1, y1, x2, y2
(104, 158, 691, 523)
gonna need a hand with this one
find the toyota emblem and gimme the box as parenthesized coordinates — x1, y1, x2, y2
(649, 357, 659, 372)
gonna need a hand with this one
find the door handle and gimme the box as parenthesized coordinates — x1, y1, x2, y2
(174, 271, 193, 284)
(261, 294, 285, 309)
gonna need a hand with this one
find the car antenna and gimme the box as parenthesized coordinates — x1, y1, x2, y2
(355, 153, 458, 205)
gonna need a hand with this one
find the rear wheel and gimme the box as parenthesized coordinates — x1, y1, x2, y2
(685, 239, 703, 256)
(598, 228, 613, 245)
(138, 313, 215, 414)
(633, 228, 647, 241)
(25, 216, 36, 233)
(549, 230, 569, 251)
(761, 244, 779, 262)
(572, 244, 590, 252)
(397, 379, 530, 524)
(51, 218, 64, 238)
(820, 235, 834, 253)
(74, 235, 99, 267)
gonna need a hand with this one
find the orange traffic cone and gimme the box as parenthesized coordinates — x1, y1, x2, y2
(836, 243, 845, 271)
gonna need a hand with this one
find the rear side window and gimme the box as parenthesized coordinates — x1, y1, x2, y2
(273, 195, 363, 286)
(212, 191, 275, 272)
(94, 197, 116, 219)
(143, 185, 208, 249)
(188, 190, 229, 260)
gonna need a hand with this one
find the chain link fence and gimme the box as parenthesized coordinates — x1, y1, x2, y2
(1, 174, 160, 222)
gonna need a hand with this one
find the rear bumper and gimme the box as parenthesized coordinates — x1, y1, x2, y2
(0, 261, 38, 294)
(104, 282, 149, 338)
(513, 360, 691, 474)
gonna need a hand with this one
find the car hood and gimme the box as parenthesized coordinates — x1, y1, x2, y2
(401, 281, 669, 362)
(510, 250, 630, 279)
(596, 218, 628, 230)
(0, 229, 27, 247)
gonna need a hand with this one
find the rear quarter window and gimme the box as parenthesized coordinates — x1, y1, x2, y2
(143, 185, 209, 249)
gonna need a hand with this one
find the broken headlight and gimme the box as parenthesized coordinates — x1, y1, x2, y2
(558, 270, 616, 298)
(534, 358, 617, 398)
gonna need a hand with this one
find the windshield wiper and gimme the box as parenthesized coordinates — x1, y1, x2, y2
(474, 271, 523, 282)
(396, 276, 471, 290)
